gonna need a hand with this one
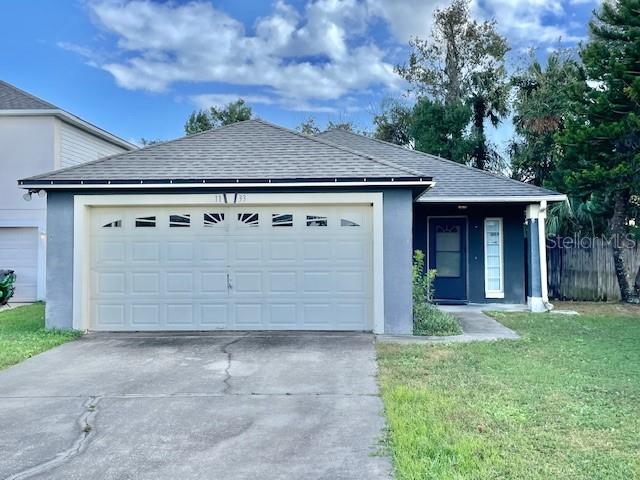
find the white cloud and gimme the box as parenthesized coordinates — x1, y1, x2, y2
(87, 0, 400, 102)
(189, 93, 276, 109)
(72, 0, 587, 114)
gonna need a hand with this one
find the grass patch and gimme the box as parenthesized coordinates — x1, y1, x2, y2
(0, 303, 81, 370)
(378, 304, 640, 479)
(413, 303, 462, 336)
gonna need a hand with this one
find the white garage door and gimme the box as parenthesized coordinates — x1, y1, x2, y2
(0, 227, 38, 302)
(89, 205, 373, 331)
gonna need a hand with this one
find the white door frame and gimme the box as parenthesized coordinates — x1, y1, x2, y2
(73, 192, 385, 333)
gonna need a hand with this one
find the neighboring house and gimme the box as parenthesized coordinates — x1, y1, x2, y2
(19, 119, 565, 334)
(0, 80, 136, 302)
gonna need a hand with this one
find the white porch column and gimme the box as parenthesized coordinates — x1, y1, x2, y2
(526, 203, 546, 312)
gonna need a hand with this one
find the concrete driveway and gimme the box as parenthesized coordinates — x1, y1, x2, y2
(0, 333, 390, 480)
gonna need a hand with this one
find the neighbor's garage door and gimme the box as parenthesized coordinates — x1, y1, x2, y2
(0, 227, 38, 302)
(89, 205, 372, 331)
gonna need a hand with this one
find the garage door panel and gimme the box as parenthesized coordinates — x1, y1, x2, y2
(90, 205, 372, 331)
(201, 304, 228, 327)
(201, 272, 228, 293)
(131, 242, 159, 262)
(131, 304, 161, 327)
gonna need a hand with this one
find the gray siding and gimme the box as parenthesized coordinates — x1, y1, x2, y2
(45, 192, 75, 329)
(413, 203, 526, 304)
(44, 188, 416, 333)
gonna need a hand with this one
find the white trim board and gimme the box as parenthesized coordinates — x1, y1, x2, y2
(72, 192, 385, 334)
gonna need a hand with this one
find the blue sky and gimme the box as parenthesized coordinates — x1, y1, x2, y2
(0, 0, 597, 147)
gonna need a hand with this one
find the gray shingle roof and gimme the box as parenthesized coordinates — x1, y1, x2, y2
(0, 80, 57, 110)
(22, 119, 429, 185)
(317, 129, 562, 199)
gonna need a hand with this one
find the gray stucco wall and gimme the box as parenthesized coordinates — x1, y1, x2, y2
(413, 203, 527, 304)
(382, 189, 414, 334)
(43, 188, 415, 334)
(45, 192, 75, 329)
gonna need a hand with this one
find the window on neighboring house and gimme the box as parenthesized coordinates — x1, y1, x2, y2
(484, 218, 504, 298)
(169, 214, 191, 227)
(272, 214, 293, 227)
(135, 216, 156, 228)
(238, 213, 259, 227)
(306, 215, 328, 227)
(204, 213, 224, 226)
(102, 220, 122, 228)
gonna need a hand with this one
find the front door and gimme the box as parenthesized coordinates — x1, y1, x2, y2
(428, 218, 467, 302)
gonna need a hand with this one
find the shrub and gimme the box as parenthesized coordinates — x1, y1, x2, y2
(412, 251, 461, 336)
(0, 270, 16, 306)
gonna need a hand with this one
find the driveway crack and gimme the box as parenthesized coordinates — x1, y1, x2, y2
(4, 396, 101, 480)
(221, 335, 246, 394)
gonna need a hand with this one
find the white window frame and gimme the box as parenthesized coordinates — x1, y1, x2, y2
(484, 217, 504, 299)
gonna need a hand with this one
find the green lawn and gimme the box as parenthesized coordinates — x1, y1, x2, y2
(0, 303, 81, 370)
(377, 303, 640, 480)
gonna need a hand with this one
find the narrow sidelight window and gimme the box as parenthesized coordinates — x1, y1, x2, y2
(484, 218, 504, 298)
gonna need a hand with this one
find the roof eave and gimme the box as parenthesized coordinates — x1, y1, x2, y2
(417, 194, 567, 203)
(0, 109, 137, 151)
(20, 177, 434, 190)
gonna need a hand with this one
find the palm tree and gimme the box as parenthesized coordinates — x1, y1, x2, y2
(468, 67, 510, 171)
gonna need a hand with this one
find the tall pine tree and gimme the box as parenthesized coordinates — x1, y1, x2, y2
(555, 0, 640, 301)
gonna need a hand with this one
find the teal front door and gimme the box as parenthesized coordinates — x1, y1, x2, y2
(428, 218, 467, 302)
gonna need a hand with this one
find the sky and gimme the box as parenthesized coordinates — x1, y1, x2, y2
(0, 0, 598, 148)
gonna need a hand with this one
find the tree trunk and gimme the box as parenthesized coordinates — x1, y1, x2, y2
(634, 263, 640, 299)
(610, 190, 634, 302)
(473, 103, 486, 170)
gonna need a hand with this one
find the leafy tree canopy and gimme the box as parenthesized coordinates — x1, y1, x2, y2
(184, 99, 252, 135)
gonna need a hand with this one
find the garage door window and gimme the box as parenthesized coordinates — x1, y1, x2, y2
(238, 213, 259, 227)
(135, 216, 156, 228)
(341, 218, 360, 227)
(204, 213, 224, 226)
(306, 215, 327, 227)
(272, 214, 293, 227)
(102, 220, 122, 228)
(169, 214, 191, 228)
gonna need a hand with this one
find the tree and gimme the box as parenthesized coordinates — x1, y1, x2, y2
(468, 68, 510, 170)
(327, 120, 356, 132)
(510, 50, 581, 185)
(184, 99, 252, 135)
(296, 116, 321, 135)
(555, 0, 640, 302)
(139, 138, 164, 146)
(396, 0, 508, 105)
(410, 98, 472, 163)
(372, 98, 412, 146)
(395, 0, 509, 170)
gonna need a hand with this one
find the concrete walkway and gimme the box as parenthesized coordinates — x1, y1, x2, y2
(378, 305, 520, 344)
(0, 332, 390, 480)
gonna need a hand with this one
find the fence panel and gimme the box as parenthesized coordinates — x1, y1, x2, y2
(547, 237, 640, 301)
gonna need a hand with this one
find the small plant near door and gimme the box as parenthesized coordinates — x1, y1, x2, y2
(412, 251, 461, 336)
(0, 270, 16, 306)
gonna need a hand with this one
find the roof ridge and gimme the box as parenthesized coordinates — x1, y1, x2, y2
(252, 119, 426, 178)
(0, 79, 57, 109)
(319, 128, 560, 194)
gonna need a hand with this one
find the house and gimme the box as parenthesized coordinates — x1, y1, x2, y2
(19, 119, 565, 334)
(0, 81, 136, 302)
